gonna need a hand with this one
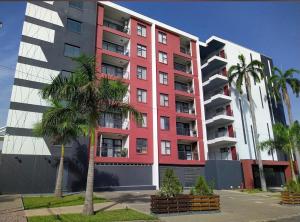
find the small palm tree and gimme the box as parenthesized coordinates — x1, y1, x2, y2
(260, 122, 300, 182)
(228, 54, 267, 191)
(33, 100, 86, 197)
(270, 67, 300, 175)
(42, 55, 142, 215)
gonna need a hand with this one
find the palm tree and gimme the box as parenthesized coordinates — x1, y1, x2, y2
(228, 54, 267, 191)
(42, 55, 142, 215)
(270, 67, 300, 176)
(260, 122, 300, 182)
(33, 100, 86, 197)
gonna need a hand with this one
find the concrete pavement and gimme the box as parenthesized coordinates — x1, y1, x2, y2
(0, 195, 26, 222)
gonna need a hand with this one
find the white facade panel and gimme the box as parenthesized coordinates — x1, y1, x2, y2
(22, 21, 55, 43)
(2, 135, 50, 155)
(15, 63, 59, 84)
(25, 2, 63, 27)
(11, 85, 49, 107)
(7, 110, 42, 129)
(19, 42, 48, 62)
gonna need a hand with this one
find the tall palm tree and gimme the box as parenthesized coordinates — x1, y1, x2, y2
(228, 54, 267, 191)
(33, 100, 86, 197)
(260, 122, 300, 182)
(270, 67, 300, 175)
(42, 55, 142, 215)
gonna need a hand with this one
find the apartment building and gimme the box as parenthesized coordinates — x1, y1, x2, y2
(0, 1, 292, 193)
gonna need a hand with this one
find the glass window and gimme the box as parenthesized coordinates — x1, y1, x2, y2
(137, 44, 147, 58)
(158, 32, 167, 44)
(136, 138, 147, 154)
(137, 24, 146, 37)
(160, 94, 169, 107)
(64, 44, 80, 58)
(159, 72, 168, 85)
(67, 18, 82, 33)
(161, 140, 171, 155)
(69, 0, 83, 9)
(137, 66, 147, 80)
(160, 116, 170, 130)
(137, 89, 147, 103)
(101, 138, 122, 157)
(137, 113, 147, 128)
(158, 52, 167, 64)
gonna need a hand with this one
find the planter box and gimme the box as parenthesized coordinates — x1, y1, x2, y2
(281, 192, 300, 205)
(150, 194, 220, 214)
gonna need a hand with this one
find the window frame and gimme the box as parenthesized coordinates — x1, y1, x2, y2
(160, 116, 170, 130)
(137, 88, 147, 103)
(158, 31, 167, 44)
(158, 51, 168, 64)
(137, 44, 147, 58)
(64, 43, 80, 58)
(159, 72, 168, 85)
(67, 18, 82, 33)
(137, 113, 147, 128)
(137, 23, 147, 37)
(160, 93, 169, 107)
(136, 138, 148, 154)
(137, 66, 147, 80)
(161, 140, 171, 155)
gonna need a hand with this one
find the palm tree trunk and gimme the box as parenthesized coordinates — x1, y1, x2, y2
(246, 77, 267, 191)
(82, 129, 95, 215)
(283, 89, 300, 180)
(54, 144, 64, 198)
(289, 150, 297, 181)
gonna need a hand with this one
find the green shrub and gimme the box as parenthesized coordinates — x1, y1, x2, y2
(159, 169, 183, 198)
(286, 179, 300, 193)
(190, 176, 214, 196)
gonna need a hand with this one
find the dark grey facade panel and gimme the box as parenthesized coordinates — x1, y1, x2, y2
(159, 165, 205, 187)
(94, 165, 153, 191)
(10, 102, 49, 113)
(205, 160, 244, 189)
(14, 78, 48, 89)
(6, 127, 34, 137)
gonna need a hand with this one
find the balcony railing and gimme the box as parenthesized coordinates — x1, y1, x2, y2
(178, 150, 198, 160)
(101, 65, 128, 79)
(174, 62, 192, 74)
(207, 130, 235, 140)
(203, 50, 226, 64)
(175, 82, 193, 93)
(102, 41, 128, 56)
(204, 88, 231, 101)
(103, 20, 129, 34)
(99, 147, 128, 157)
(206, 109, 233, 119)
(180, 46, 191, 55)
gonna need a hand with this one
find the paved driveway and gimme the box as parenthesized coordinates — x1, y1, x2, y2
(0, 195, 26, 222)
(96, 190, 300, 222)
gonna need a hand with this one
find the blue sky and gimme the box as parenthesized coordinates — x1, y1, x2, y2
(0, 1, 300, 126)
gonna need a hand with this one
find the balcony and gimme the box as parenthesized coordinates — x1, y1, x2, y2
(203, 68, 228, 91)
(204, 87, 231, 108)
(96, 135, 128, 158)
(176, 101, 195, 115)
(101, 54, 129, 79)
(175, 81, 193, 94)
(99, 113, 129, 130)
(176, 121, 197, 138)
(205, 108, 234, 127)
(208, 147, 233, 160)
(201, 50, 227, 76)
(103, 19, 130, 35)
(174, 54, 192, 74)
(179, 36, 191, 56)
(207, 128, 237, 147)
(178, 143, 198, 160)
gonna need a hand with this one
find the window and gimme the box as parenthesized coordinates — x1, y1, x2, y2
(137, 89, 147, 103)
(67, 18, 82, 33)
(136, 138, 147, 154)
(158, 52, 167, 64)
(239, 99, 247, 144)
(160, 94, 169, 107)
(160, 116, 170, 130)
(137, 24, 146, 37)
(159, 72, 168, 85)
(137, 113, 147, 128)
(60, 70, 72, 77)
(259, 86, 264, 108)
(161, 140, 171, 155)
(137, 44, 146, 58)
(69, 0, 83, 10)
(100, 138, 122, 157)
(137, 66, 147, 80)
(64, 44, 80, 58)
(158, 32, 167, 44)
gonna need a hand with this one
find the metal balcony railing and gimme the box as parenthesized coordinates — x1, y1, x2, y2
(102, 41, 129, 56)
(174, 62, 192, 74)
(103, 20, 129, 34)
(206, 109, 233, 119)
(207, 130, 236, 140)
(180, 46, 191, 55)
(101, 65, 128, 79)
(204, 88, 231, 101)
(99, 147, 128, 157)
(175, 82, 193, 93)
(178, 150, 199, 160)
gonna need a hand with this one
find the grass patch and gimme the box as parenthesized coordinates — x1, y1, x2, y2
(27, 208, 157, 222)
(23, 194, 107, 210)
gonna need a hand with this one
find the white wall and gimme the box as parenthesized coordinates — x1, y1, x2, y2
(224, 41, 276, 161)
